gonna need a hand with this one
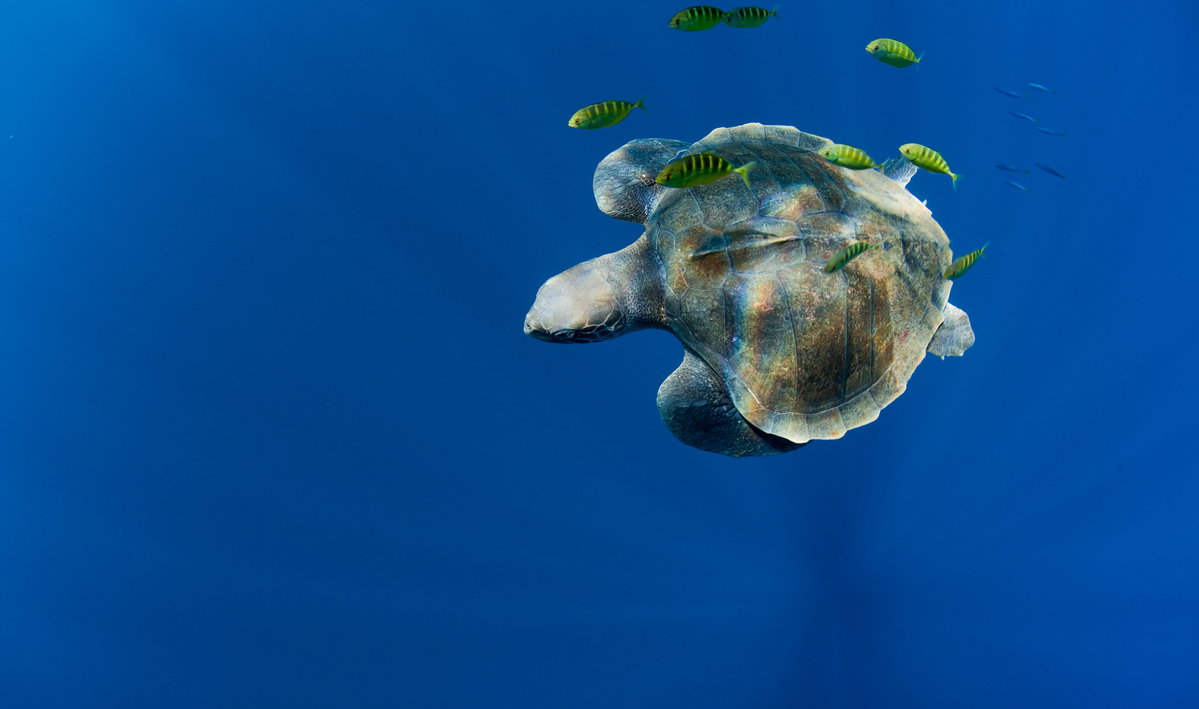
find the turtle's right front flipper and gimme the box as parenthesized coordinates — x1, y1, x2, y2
(658, 349, 805, 457)
(593, 138, 693, 224)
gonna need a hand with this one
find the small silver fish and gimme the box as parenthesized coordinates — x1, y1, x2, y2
(1003, 179, 1031, 193)
(1008, 111, 1039, 124)
(1028, 83, 1056, 94)
(996, 164, 1029, 174)
(1037, 127, 1066, 137)
(994, 87, 1027, 98)
(1036, 163, 1065, 179)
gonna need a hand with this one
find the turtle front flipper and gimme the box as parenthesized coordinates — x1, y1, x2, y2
(594, 138, 692, 224)
(927, 302, 975, 359)
(658, 349, 806, 457)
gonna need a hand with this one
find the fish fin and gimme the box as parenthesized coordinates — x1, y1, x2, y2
(980, 241, 990, 256)
(951, 172, 961, 191)
(635, 94, 648, 114)
(771, 4, 780, 17)
(1023, 170, 1030, 174)
(735, 161, 757, 189)
(1024, 91, 1029, 98)
(915, 50, 924, 70)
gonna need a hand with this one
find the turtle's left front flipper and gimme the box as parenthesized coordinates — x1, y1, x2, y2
(658, 349, 806, 457)
(927, 302, 975, 359)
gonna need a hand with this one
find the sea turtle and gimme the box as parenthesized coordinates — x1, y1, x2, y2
(524, 123, 975, 457)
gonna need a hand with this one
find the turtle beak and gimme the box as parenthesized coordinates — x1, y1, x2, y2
(523, 312, 612, 344)
(523, 312, 559, 342)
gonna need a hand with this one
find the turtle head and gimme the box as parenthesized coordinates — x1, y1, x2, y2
(524, 236, 665, 344)
(524, 258, 624, 344)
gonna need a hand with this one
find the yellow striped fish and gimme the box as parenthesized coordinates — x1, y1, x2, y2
(823, 242, 879, 273)
(899, 143, 961, 190)
(568, 95, 648, 130)
(819, 144, 882, 170)
(722, 5, 778, 27)
(944, 242, 989, 280)
(655, 152, 756, 189)
(669, 6, 726, 31)
(866, 38, 923, 69)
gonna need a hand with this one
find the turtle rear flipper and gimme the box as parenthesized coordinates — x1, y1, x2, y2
(927, 302, 975, 359)
(881, 156, 918, 187)
(593, 138, 692, 224)
(658, 350, 805, 457)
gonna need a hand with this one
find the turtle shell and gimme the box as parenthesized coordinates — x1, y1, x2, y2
(647, 124, 953, 444)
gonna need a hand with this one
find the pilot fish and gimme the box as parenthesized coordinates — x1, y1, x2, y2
(996, 164, 1029, 174)
(1028, 83, 1056, 94)
(1037, 127, 1066, 137)
(994, 87, 1027, 98)
(944, 242, 989, 280)
(819, 144, 882, 170)
(568, 96, 648, 129)
(669, 6, 726, 31)
(722, 5, 778, 27)
(899, 143, 961, 190)
(655, 152, 756, 189)
(824, 242, 879, 273)
(866, 38, 923, 68)
(1003, 179, 1031, 193)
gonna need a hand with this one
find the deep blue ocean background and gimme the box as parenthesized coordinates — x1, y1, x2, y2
(1, 1, 1196, 706)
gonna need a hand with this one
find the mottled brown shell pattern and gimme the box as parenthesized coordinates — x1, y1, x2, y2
(647, 124, 953, 444)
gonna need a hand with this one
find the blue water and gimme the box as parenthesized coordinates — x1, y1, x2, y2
(1, 1, 1196, 706)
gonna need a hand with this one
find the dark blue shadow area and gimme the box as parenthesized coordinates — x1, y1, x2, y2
(0, 0, 1195, 707)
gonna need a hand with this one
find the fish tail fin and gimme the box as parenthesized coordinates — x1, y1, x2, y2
(1023, 170, 1030, 174)
(951, 172, 961, 191)
(736, 161, 757, 188)
(1024, 91, 1029, 98)
(771, 4, 780, 17)
(980, 241, 990, 257)
(635, 94, 648, 114)
(916, 51, 924, 70)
